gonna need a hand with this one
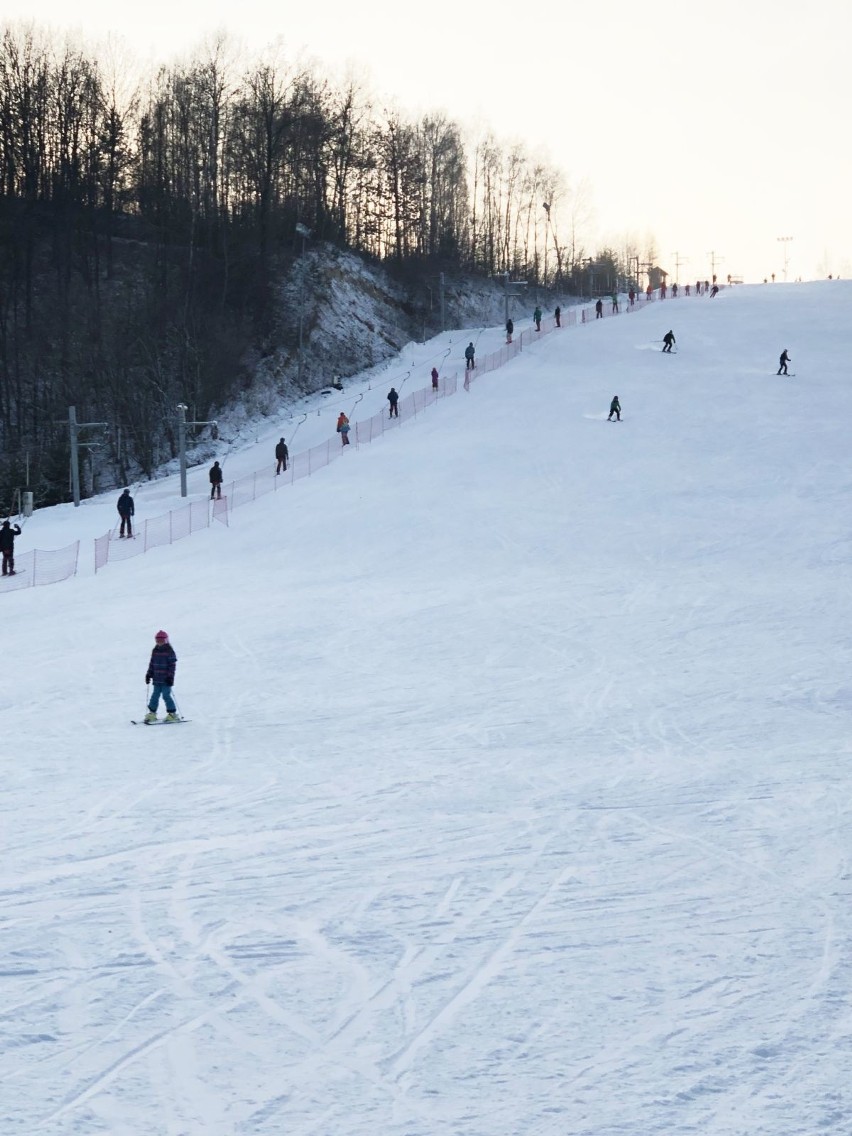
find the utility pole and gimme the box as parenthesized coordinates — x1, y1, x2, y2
(69, 406, 108, 507)
(296, 223, 312, 383)
(542, 202, 551, 289)
(707, 250, 723, 281)
(439, 271, 446, 333)
(777, 236, 793, 281)
(176, 404, 218, 498)
(671, 251, 687, 285)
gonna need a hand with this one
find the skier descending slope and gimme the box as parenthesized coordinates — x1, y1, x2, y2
(144, 631, 180, 723)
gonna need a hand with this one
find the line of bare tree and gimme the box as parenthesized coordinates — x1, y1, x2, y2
(0, 25, 642, 506)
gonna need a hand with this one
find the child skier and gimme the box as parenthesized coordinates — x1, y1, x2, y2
(144, 631, 179, 723)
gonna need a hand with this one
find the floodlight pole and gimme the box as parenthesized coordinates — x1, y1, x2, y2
(777, 236, 793, 281)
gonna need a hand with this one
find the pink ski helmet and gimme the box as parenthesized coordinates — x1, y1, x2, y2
(155, 630, 168, 642)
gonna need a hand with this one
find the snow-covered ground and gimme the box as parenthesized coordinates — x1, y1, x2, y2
(3, 281, 852, 1135)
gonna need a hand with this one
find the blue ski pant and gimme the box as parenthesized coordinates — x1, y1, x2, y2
(148, 683, 176, 714)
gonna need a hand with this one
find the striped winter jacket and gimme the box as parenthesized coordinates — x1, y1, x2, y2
(146, 643, 177, 685)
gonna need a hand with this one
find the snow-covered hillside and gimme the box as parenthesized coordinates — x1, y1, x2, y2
(3, 281, 852, 1136)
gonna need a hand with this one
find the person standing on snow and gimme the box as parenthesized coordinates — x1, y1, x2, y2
(431, 367, 439, 390)
(0, 520, 22, 576)
(387, 387, 399, 418)
(595, 298, 603, 319)
(777, 349, 791, 375)
(607, 396, 621, 422)
(533, 305, 542, 331)
(336, 412, 350, 444)
(505, 318, 514, 343)
(554, 306, 561, 328)
(117, 488, 135, 538)
(464, 342, 475, 370)
(144, 630, 179, 723)
(275, 437, 289, 474)
(662, 330, 676, 353)
(209, 461, 223, 499)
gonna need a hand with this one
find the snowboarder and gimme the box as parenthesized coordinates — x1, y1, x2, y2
(117, 488, 135, 538)
(595, 299, 603, 319)
(431, 367, 439, 391)
(144, 630, 179, 723)
(554, 306, 561, 328)
(662, 330, 676, 353)
(0, 520, 21, 576)
(336, 412, 350, 444)
(275, 437, 289, 474)
(464, 342, 475, 370)
(607, 396, 621, 422)
(387, 387, 399, 418)
(777, 349, 791, 375)
(209, 461, 223, 499)
(506, 318, 514, 343)
(533, 305, 542, 331)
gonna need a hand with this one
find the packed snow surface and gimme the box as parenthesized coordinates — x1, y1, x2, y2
(3, 282, 852, 1135)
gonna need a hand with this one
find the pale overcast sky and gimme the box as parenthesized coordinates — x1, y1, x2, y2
(5, 0, 849, 282)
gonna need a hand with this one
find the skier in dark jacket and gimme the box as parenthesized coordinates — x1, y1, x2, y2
(209, 461, 223, 499)
(275, 437, 289, 474)
(777, 349, 791, 375)
(464, 342, 475, 370)
(607, 396, 621, 422)
(554, 305, 561, 328)
(533, 305, 542, 331)
(144, 630, 179, 722)
(662, 330, 676, 353)
(0, 520, 22, 576)
(505, 318, 514, 344)
(387, 387, 399, 418)
(595, 299, 603, 319)
(117, 488, 135, 537)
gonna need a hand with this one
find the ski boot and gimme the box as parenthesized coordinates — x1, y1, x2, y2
(165, 712, 180, 723)
(144, 711, 158, 723)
